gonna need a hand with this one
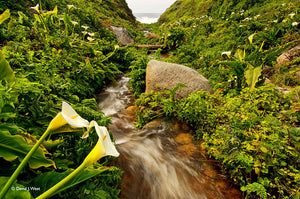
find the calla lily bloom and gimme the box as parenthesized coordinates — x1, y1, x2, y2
(87, 36, 94, 42)
(30, 4, 39, 13)
(36, 121, 119, 199)
(288, 13, 295, 18)
(0, 101, 90, 199)
(71, 21, 78, 26)
(67, 5, 76, 10)
(248, 33, 256, 44)
(221, 51, 231, 58)
(83, 121, 119, 167)
(48, 102, 89, 130)
(81, 25, 89, 30)
(88, 32, 95, 37)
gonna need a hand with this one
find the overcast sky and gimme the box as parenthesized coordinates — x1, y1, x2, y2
(126, 0, 176, 13)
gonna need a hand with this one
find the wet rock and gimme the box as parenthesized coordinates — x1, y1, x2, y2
(177, 144, 200, 157)
(109, 26, 135, 46)
(175, 133, 200, 157)
(142, 119, 166, 131)
(146, 60, 213, 99)
(277, 45, 300, 66)
(174, 133, 193, 145)
(121, 105, 138, 122)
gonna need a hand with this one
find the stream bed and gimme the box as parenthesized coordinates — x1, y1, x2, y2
(97, 76, 242, 199)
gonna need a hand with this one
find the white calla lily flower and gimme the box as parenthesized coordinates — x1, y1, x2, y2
(71, 21, 78, 26)
(81, 25, 89, 30)
(83, 121, 119, 167)
(30, 4, 39, 13)
(87, 37, 94, 42)
(221, 51, 231, 58)
(248, 33, 256, 44)
(48, 102, 89, 130)
(36, 120, 119, 199)
(88, 32, 95, 37)
(67, 5, 75, 10)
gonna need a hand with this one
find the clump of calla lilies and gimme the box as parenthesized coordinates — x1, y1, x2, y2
(0, 102, 119, 199)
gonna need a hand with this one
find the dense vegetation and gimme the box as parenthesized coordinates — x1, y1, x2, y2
(1, 0, 299, 198)
(0, 0, 142, 198)
(129, 0, 300, 198)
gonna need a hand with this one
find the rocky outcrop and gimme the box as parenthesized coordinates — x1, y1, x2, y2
(147, 33, 161, 39)
(109, 26, 135, 46)
(277, 45, 300, 66)
(145, 60, 213, 99)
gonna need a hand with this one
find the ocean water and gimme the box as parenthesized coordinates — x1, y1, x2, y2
(134, 13, 162, 24)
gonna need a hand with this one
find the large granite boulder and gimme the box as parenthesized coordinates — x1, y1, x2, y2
(145, 60, 213, 99)
(109, 26, 135, 46)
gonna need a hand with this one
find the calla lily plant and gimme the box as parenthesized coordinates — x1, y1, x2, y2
(36, 120, 119, 199)
(0, 102, 119, 199)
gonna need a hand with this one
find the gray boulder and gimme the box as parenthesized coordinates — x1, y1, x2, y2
(145, 60, 213, 99)
(109, 26, 135, 46)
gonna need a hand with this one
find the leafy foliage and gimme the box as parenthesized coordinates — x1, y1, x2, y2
(29, 166, 120, 198)
(0, 51, 15, 82)
(128, 55, 150, 97)
(0, 0, 138, 197)
(0, 131, 55, 169)
(134, 84, 300, 198)
(0, 177, 33, 199)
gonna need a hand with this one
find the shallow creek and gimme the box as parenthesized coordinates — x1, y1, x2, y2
(97, 76, 242, 199)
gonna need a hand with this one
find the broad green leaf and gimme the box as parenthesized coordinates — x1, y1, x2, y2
(42, 6, 58, 16)
(0, 9, 10, 25)
(0, 131, 56, 169)
(0, 51, 15, 82)
(29, 167, 109, 197)
(0, 177, 33, 199)
(244, 63, 262, 89)
(42, 138, 64, 151)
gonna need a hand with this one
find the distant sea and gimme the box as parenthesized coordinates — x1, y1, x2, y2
(134, 13, 162, 24)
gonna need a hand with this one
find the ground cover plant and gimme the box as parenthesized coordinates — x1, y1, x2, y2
(129, 0, 300, 198)
(0, 0, 144, 197)
(1, 0, 300, 198)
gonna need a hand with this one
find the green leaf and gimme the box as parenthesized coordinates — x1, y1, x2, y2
(0, 177, 33, 199)
(0, 9, 10, 25)
(235, 49, 245, 61)
(0, 131, 56, 169)
(244, 63, 262, 89)
(241, 182, 267, 199)
(29, 167, 109, 197)
(0, 51, 15, 82)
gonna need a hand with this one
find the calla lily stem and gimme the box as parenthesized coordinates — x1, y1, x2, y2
(36, 162, 86, 199)
(0, 127, 52, 199)
(36, 163, 109, 199)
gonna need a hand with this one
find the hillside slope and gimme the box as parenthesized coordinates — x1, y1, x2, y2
(159, 0, 293, 23)
(0, 0, 136, 26)
(132, 1, 300, 198)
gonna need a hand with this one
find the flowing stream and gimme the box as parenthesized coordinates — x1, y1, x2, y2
(97, 76, 241, 199)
